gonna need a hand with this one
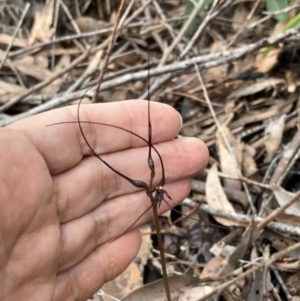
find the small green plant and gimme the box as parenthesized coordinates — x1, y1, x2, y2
(184, 0, 214, 36)
(262, 0, 298, 22)
(263, 0, 289, 22)
(263, 12, 300, 57)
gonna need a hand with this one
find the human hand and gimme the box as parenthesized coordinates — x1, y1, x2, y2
(1, 100, 208, 301)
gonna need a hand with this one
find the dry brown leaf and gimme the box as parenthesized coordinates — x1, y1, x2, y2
(223, 285, 244, 301)
(122, 275, 203, 301)
(232, 4, 249, 31)
(39, 47, 82, 57)
(102, 260, 143, 300)
(206, 80, 243, 100)
(0, 50, 8, 67)
(81, 49, 103, 85)
(75, 16, 109, 32)
(101, 86, 129, 102)
(232, 99, 292, 127)
(0, 33, 27, 48)
(273, 212, 300, 227)
(13, 55, 53, 81)
(271, 235, 298, 253)
(219, 220, 260, 275)
(200, 256, 227, 278)
(28, 0, 55, 45)
(287, 272, 300, 296)
(223, 99, 236, 118)
(204, 40, 228, 84)
(285, 69, 297, 93)
(100, 225, 151, 300)
(273, 186, 300, 216)
(205, 164, 239, 226)
(216, 124, 242, 190)
(255, 22, 286, 73)
(178, 286, 214, 301)
(276, 258, 300, 271)
(227, 78, 285, 99)
(255, 48, 281, 74)
(264, 115, 285, 163)
(42, 54, 71, 96)
(137, 224, 152, 266)
(116, 51, 144, 66)
(84, 50, 103, 75)
(242, 144, 258, 177)
(248, 246, 272, 301)
(0, 80, 26, 99)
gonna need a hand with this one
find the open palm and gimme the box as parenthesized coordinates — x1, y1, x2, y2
(1, 100, 208, 301)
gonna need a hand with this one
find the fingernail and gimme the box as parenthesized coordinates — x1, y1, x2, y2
(178, 112, 183, 131)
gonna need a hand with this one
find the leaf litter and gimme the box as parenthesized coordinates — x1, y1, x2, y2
(1, 0, 300, 300)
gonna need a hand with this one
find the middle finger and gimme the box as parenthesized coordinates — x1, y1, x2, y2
(53, 137, 207, 222)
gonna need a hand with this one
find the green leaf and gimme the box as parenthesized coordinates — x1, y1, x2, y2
(185, 1, 195, 14)
(263, 12, 300, 58)
(265, 0, 288, 22)
(281, 12, 300, 31)
(184, 0, 214, 36)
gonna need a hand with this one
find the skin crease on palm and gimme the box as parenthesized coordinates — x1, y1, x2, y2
(0, 99, 209, 301)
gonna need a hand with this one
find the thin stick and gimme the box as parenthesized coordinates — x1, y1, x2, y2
(258, 190, 300, 230)
(157, 0, 205, 67)
(151, 197, 171, 301)
(2, 26, 299, 125)
(180, 0, 224, 58)
(204, 169, 271, 190)
(59, 0, 89, 49)
(123, 0, 154, 27)
(92, 0, 127, 102)
(196, 241, 300, 301)
(51, 0, 60, 70)
(9, 17, 183, 58)
(197, 203, 300, 237)
(140, 0, 231, 99)
(0, 3, 30, 68)
(0, 48, 90, 112)
(194, 62, 255, 213)
(228, 0, 260, 47)
(119, 0, 135, 28)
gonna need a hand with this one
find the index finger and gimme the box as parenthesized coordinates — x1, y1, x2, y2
(7, 100, 181, 174)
